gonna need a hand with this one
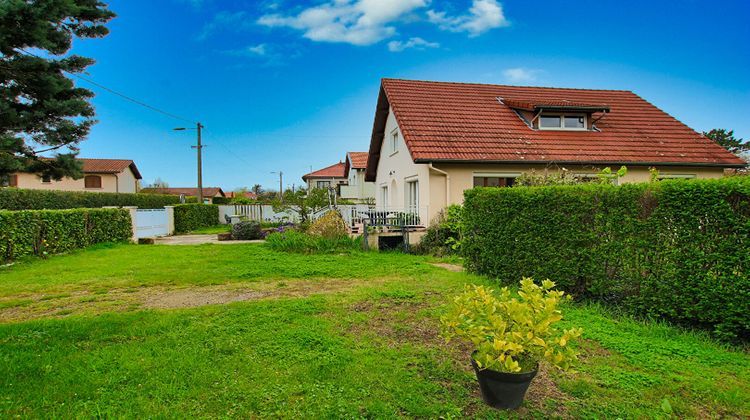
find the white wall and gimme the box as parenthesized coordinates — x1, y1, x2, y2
(374, 108, 432, 224)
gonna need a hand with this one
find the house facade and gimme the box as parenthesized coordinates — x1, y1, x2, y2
(302, 162, 347, 191)
(5, 158, 142, 193)
(365, 79, 747, 226)
(340, 152, 376, 203)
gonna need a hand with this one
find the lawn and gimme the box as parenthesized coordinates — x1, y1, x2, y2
(1, 243, 748, 417)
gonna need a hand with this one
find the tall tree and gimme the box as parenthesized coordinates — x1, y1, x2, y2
(704, 129, 749, 156)
(251, 183, 263, 196)
(0, 0, 115, 180)
(149, 177, 169, 188)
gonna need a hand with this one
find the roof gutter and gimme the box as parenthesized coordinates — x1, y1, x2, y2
(415, 159, 747, 168)
(428, 163, 451, 208)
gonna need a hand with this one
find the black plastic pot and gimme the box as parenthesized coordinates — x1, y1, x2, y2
(470, 355, 538, 410)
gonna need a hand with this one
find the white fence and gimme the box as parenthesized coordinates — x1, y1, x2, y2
(135, 209, 169, 239)
(218, 204, 427, 227)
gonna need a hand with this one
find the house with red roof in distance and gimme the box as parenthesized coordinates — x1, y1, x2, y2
(302, 161, 347, 192)
(225, 191, 257, 201)
(4, 158, 143, 193)
(340, 152, 376, 203)
(140, 187, 225, 203)
(365, 78, 747, 226)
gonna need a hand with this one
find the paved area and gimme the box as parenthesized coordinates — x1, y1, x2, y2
(154, 234, 264, 245)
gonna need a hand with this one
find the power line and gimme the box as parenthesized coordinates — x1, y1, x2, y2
(14, 48, 196, 124)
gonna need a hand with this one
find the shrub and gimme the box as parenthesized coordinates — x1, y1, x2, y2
(462, 178, 750, 342)
(212, 197, 230, 205)
(231, 221, 262, 240)
(415, 204, 463, 255)
(308, 210, 347, 238)
(264, 230, 362, 254)
(0, 188, 181, 210)
(173, 204, 219, 233)
(442, 279, 582, 373)
(0, 208, 132, 262)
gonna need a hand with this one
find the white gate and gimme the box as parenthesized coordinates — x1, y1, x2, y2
(135, 209, 168, 238)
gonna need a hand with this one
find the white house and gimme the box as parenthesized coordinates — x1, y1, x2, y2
(364, 78, 747, 226)
(340, 152, 376, 203)
(4, 158, 142, 193)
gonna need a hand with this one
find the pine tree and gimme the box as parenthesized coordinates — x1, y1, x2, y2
(0, 0, 115, 180)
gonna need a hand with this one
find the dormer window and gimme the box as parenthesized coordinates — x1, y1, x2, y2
(539, 114, 587, 130)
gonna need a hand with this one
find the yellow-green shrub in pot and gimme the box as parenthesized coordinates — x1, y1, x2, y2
(441, 278, 582, 410)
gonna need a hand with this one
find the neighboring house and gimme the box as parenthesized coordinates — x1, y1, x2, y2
(365, 78, 747, 226)
(3, 158, 142, 193)
(225, 191, 258, 200)
(341, 152, 376, 203)
(140, 187, 225, 203)
(302, 162, 347, 191)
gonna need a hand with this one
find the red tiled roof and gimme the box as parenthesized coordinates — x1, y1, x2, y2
(225, 191, 257, 199)
(40, 158, 142, 179)
(302, 162, 346, 180)
(502, 98, 610, 112)
(140, 187, 225, 197)
(366, 79, 746, 180)
(348, 152, 369, 169)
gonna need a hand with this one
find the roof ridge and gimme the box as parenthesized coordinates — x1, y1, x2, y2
(381, 77, 635, 93)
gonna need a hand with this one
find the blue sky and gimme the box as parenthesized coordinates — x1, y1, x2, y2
(70, 0, 750, 190)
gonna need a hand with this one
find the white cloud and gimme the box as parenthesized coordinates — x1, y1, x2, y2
(244, 44, 268, 56)
(502, 67, 541, 83)
(387, 37, 440, 52)
(428, 0, 509, 37)
(258, 0, 428, 46)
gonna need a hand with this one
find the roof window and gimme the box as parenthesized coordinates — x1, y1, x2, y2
(538, 114, 587, 131)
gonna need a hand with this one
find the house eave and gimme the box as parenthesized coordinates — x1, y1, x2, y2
(413, 158, 747, 169)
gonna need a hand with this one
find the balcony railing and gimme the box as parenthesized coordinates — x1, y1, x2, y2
(346, 206, 427, 228)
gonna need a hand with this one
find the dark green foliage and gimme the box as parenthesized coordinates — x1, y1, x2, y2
(231, 221, 262, 240)
(0, 188, 181, 210)
(0, 0, 115, 179)
(0, 208, 131, 262)
(462, 178, 750, 341)
(173, 204, 219, 233)
(703, 128, 749, 155)
(212, 197, 230, 205)
(265, 230, 362, 254)
(415, 204, 463, 256)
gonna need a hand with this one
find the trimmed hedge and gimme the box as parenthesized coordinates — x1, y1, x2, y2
(173, 204, 219, 233)
(0, 208, 132, 262)
(463, 178, 750, 341)
(0, 188, 181, 210)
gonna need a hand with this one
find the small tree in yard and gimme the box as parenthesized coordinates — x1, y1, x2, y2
(272, 187, 329, 223)
(0, 0, 115, 180)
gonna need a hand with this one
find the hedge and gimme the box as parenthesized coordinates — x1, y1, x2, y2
(462, 177, 750, 341)
(0, 208, 132, 262)
(0, 188, 182, 210)
(173, 204, 219, 233)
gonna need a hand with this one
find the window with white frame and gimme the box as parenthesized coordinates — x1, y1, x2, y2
(472, 172, 521, 188)
(406, 180, 418, 211)
(380, 185, 388, 207)
(390, 130, 399, 154)
(538, 114, 587, 130)
(316, 180, 331, 189)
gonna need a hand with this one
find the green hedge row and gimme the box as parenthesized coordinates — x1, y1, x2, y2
(0, 188, 182, 210)
(0, 208, 132, 262)
(462, 178, 750, 341)
(174, 204, 219, 233)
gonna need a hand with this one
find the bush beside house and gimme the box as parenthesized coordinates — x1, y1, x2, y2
(0, 188, 182, 210)
(173, 204, 219, 233)
(462, 178, 750, 341)
(0, 208, 132, 262)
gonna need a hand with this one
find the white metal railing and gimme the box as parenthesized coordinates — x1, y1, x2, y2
(347, 206, 427, 227)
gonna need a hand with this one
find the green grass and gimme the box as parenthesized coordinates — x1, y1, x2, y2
(186, 224, 231, 234)
(0, 244, 748, 417)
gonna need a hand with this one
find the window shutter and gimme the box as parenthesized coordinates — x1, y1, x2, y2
(85, 175, 102, 188)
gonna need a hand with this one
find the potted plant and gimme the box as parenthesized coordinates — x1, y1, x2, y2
(441, 278, 582, 410)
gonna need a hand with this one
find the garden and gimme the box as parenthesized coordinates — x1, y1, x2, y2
(0, 177, 748, 417)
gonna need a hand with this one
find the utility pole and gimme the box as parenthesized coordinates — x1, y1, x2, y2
(193, 122, 204, 203)
(271, 171, 283, 202)
(174, 122, 204, 203)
